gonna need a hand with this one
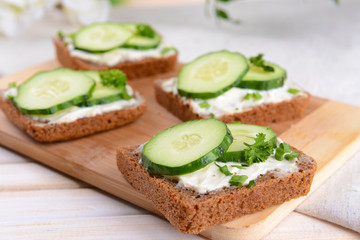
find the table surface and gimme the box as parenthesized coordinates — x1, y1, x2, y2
(0, 0, 360, 239)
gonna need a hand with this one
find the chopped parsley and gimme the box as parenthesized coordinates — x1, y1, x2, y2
(243, 93, 262, 101)
(243, 133, 274, 165)
(247, 180, 256, 188)
(215, 163, 233, 176)
(284, 151, 299, 160)
(161, 47, 178, 55)
(199, 101, 211, 108)
(275, 142, 299, 161)
(209, 113, 215, 118)
(229, 175, 248, 187)
(288, 88, 300, 95)
(249, 53, 275, 72)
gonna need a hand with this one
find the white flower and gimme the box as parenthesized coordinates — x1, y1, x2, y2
(61, 0, 111, 26)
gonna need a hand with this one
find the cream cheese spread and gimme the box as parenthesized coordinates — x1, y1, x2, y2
(161, 77, 307, 117)
(65, 37, 176, 66)
(173, 139, 298, 194)
(4, 86, 144, 125)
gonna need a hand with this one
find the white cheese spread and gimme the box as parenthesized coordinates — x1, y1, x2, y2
(172, 138, 298, 194)
(65, 37, 176, 66)
(161, 77, 307, 117)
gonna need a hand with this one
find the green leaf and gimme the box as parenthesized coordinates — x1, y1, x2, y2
(231, 165, 246, 169)
(57, 31, 64, 39)
(249, 53, 275, 72)
(161, 47, 178, 55)
(215, 163, 233, 176)
(247, 180, 256, 188)
(215, 8, 229, 20)
(199, 101, 211, 108)
(243, 133, 274, 165)
(209, 113, 215, 117)
(288, 88, 300, 95)
(136, 24, 156, 38)
(284, 151, 299, 160)
(229, 175, 248, 187)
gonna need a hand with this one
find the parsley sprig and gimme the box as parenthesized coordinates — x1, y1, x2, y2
(243, 133, 274, 165)
(136, 24, 156, 38)
(99, 69, 132, 100)
(249, 53, 275, 72)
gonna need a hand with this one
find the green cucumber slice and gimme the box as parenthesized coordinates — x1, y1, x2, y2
(238, 62, 286, 90)
(74, 23, 133, 52)
(14, 68, 95, 115)
(217, 123, 277, 163)
(122, 23, 161, 50)
(142, 119, 233, 175)
(80, 71, 131, 106)
(177, 50, 249, 99)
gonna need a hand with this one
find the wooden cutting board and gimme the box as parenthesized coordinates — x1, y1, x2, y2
(0, 60, 359, 240)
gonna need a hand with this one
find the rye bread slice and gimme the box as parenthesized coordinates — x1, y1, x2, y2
(0, 94, 146, 142)
(154, 79, 311, 125)
(54, 38, 178, 80)
(117, 145, 316, 234)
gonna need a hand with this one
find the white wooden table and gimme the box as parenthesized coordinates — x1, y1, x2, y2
(0, 0, 360, 239)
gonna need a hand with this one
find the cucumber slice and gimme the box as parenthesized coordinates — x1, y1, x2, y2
(238, 62, 286, 90)
(74, 23, 133, 52)
(122, 23, 161, 50)
(177, 50, 249, 99)
(14, 68, 95, 115)
(80, 71, 130, 106)
(142, 119, 233, 175)
(217, 123, 277, 163)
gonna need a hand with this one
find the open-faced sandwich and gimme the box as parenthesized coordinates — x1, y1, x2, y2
(155, 50, 310, 125)
(54, 22, 178, 79)
(0, 68, 146, 142)
(117, 119, 316, 234)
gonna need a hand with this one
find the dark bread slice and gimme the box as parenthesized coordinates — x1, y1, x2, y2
(117, 145, 317, 234)
(54, 38, 178, 80)
(155, 79, 311, 125)
(0, 94, 146, 142)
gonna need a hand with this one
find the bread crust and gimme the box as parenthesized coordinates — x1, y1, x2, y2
(155, 80, 311, 125)
(117, 145, 316, 234)
(0, 95, 146, 142)
(54, 38, 178, 80)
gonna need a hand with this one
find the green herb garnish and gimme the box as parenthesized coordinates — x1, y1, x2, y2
(243, 93, 262, 101)
(288, 88, 300, 95)
(161, 47, 178, 55)
(215, 163, 233, 176)
(57, 31, 64, 39)
(279, 143, 291, 153)
(247, 180, 256, 188)
(100, 69, 132, 100)
(253, 92, 262, 101)
(199, 101, 211, 108)
(275, 147, 285, 161)
(229, 175, 248, 187)
(249, 53, 274, 72)
(284, 151, 299, 160)
(8, 82, 16, 88)
(243, 133, 274, 165)
(137, 24, 156, 38)
(209, 113, 215, 117)
(231, 165, 246, 169)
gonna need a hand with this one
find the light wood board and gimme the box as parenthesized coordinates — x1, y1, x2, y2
(0, 60, 359, 240)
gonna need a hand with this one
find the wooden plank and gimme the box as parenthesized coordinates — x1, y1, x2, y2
(0, 162, 86, 191)
(0, 60, 359, 239)
(0, 189, 147, 222)
(0, 215, 203, 240)
(0, 146, 31, 164)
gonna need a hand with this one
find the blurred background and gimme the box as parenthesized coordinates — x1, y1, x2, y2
(0, 0, 359, 106)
